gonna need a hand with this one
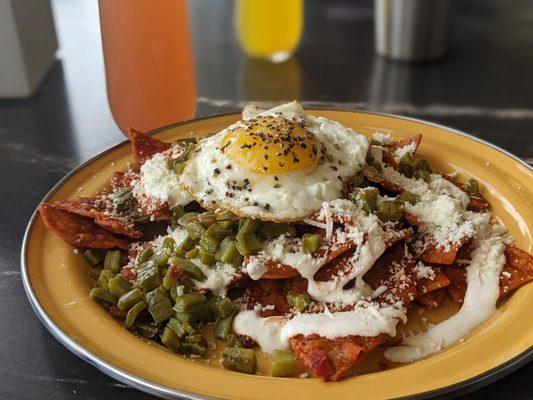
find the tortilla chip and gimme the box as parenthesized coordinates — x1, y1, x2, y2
(53, 197, 143, 239)
(255, 259, 299, 279)
(442, 266, 467, 304)
(362, 165, 402, 192)
(364, 243, 417, 306)
(387, 134, 422, 151)
(39, 203, 129, 249)
(112, 171, 138, 191)
(314, 227, 412, 283)
(382, 149, 399, 168)
(444, 245, 533, 305)
(240, 277, 308, 317)
(468, 195, 490, 212)
(290, 333, 388, 381)
(417, 269, 450, 296)
(416, 288, 446, 307)
(402, 210, 421, 226)
(420, 239, 469, 265)
(499, 245, 533, 296)
(127, 128, 171, 165)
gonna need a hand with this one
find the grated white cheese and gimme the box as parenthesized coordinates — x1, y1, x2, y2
(414, 262, 436, 280)
(372, 132, 393, 145)
(393, 142, 417, 162)
(133, 152, 193, 208)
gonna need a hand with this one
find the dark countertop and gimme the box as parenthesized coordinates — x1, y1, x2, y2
(1, 0, 532, 399)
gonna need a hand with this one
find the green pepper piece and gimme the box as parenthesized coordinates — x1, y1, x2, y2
(222, 347, 256, 374)
(399, 153, 417, 177)
(153, 253, 169, 271)
(366, 152, 383, 172)
(170, 257, 206, 281)
(226, 333, 244, 348)
(235, 232, 262, 256)
(216, 210, 236, 221)
(214, 310, 237, 340)
(258, 222, 290, 240)
(167, 318, 187, 339)
(302, 233, 322, 254)
(199, 248, 216, 266)
(201, 294, 219, 323)
(272, 350, 294, 377)
(238, 218, 260, 235)
(178, 212, 198, 226)
(107, 274, 132, 298)
(161, 327, 182, 353)
(377, 200, 402, 222)
(463, 178, 479, 196)
(174, 292, 206, 314)
(217, 297, 234, 319)
(415, 169, 431, 183)
(132, 323, 158, 339)
(415, 158, 432, 173)
(359, 188, 378, 214)
(145, 287, 174, 324)
(171, 205, 185, 219)
(132, 211, 150, 225)
(397, 191, 419, 204)
(177, 235, 196, 253)
(83, 249, 103, 267)
(185, 248, 199, 259)
(183, 342, 207, 357)
(216, 237, 241, 265)
(135, 262, 162, 292)
(97, 269, 115, 289)
(162, 266, 178, 290)
(197, 210, 216, 227)
(185, 222, 206, 240)
(181, 321, 197, 335)
(206, 221, 233, 237)
(199, 233, 221, 253)
(163, 237, 175, 250)
(124, 300, 147, 328)
(90, 287, 116, 306)
(286, 291, 310, 312)
(173, 162, 186, 175)
(104, 250, 121, 273)
(117, 288, 144, 311)
(138, 247, 154, 263)
(185, 334, 207, 346)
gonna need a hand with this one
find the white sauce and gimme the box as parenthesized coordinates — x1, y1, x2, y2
(234, 302, 406, 354)
(245, 200, 386, 305)
(384, 237, 506, 363)
(134, 152, 193, 208)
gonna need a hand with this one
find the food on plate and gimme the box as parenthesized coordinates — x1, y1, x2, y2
(38, 101, 533, 381)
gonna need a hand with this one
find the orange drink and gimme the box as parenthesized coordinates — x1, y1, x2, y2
(99, 0, 196, 134)
(235, 0, 303, 62)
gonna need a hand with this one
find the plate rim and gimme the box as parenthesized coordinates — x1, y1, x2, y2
(20, 108, 533, 400)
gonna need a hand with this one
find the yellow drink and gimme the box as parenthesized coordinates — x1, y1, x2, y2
(235, 0, 303, 62)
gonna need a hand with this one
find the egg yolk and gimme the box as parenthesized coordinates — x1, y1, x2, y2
(221, 115, 320, 174)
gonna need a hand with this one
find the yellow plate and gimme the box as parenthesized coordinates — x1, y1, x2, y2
(22, 110, 533, 399)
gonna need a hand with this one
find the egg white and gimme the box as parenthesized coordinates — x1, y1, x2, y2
(179, 102, 369, 221)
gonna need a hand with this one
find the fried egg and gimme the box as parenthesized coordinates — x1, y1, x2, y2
(179, 101, 369, 221)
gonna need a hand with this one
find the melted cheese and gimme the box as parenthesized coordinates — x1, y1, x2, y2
(383, 237, 506, 363)
(234, 302, 406, 354)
